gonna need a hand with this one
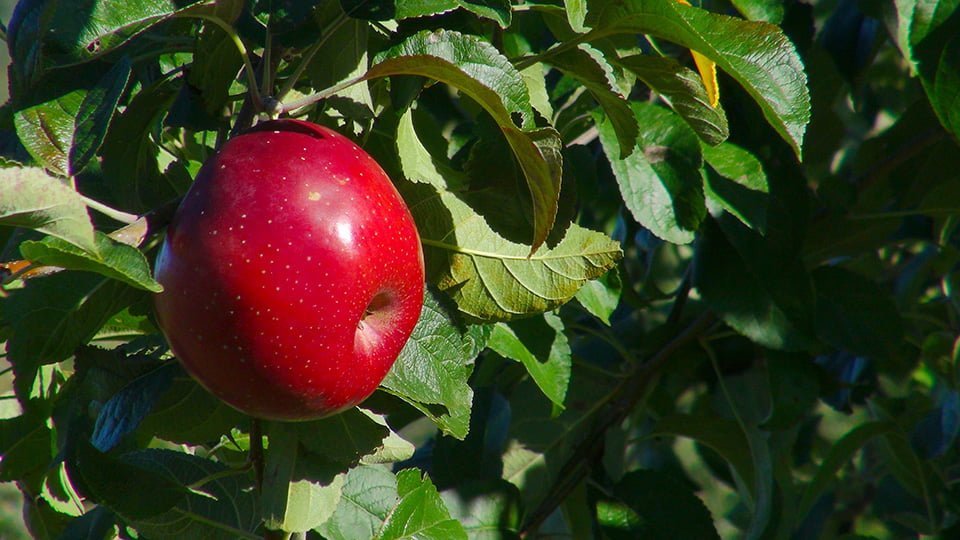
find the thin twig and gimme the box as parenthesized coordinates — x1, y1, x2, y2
(519, 312, 717, 536)
(666, 269, 692, 327)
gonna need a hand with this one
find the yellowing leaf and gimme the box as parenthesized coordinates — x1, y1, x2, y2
(676, 0, 720, 108)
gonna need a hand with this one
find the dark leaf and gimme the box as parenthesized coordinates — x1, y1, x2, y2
(72, 442, 187, 520)
(694, 217, 816, 350)
(90, 363, 178, 452)
(813, 266, 904, 361)
(595, 470, 720, 540)
(123, 449, 260, 539)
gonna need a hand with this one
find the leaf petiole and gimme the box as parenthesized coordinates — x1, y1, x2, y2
(280, 74, 366, 114)
(80, 195, 139, 224)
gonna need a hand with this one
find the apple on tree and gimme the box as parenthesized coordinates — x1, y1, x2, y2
(153, 119, 424, 421)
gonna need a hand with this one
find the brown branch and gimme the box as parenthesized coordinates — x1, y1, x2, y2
(519, 312, 717, 537)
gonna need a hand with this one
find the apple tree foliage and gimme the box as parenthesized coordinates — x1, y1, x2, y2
(0, 0, 959, 538)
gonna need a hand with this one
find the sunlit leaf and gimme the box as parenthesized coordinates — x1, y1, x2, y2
(367, 30, 560, 252)
(586, 0, 810, 158)
(403, 181, 622, 321)
(20, 233, 162, 293)
(0, 167, 96, 253)
(381, 289, 490, 439)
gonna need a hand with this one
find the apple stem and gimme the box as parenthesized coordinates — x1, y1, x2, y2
(260, 24, 274, 101)
(275, 12, 350, 103)
(80, 195, 140, 224)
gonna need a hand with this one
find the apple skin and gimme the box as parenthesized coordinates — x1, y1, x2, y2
(153, 119, 424, 421)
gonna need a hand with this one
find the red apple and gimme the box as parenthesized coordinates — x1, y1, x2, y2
(153, 119, 424, 420)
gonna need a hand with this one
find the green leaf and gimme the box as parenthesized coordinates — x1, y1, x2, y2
(488, 313, 572, 410)
(0, 412, 52, 481)
(72, 442, 188, 521)
(91, 362, 178, 452)
(315, 465, 398, 540)
(617, 54, 729, 146)
(694, 217, 816, 351)
(293, 408, 413, 466)
(440, 480, 523, 539)
(31, 0, 240, 67)
(40, 462, 84, 517)
(702, 141, 769, 232)
(99, 77, 181, 213)
(20, 233, 162, 292)
(370, 29, 533, 128)
(188, 25, 244, 117)
(341, 0, 457, 20)
(813, 266, 904, 360)
(261, 423, 347, 533)
(381, 289, 489, 439)
(574, 268, 621, 325)
(305, 8, 371, 108)
(14, 59, 131, 176)
(396, 108, 462, 189)
(121, 449, 259, 539)
(547, 44, 639, 158)
(341, 0, 510, 25)
(595, 470, 720, 540)
(595, 102, 706, 244)
(586, 0, 810, 158)
(403, 181, 622, 321)
(376, 469, 467, 540)
(58, 507, 116, 540)
(894, 0, 959, 67)
(521, 63, 554, 120)
(458, 0, 512, 27)
(729, 0, 784, 23)
(928, 35, 960, 139)
(0, 167, 96, 253)
(368, 30, 561, 252)
(1, 274, 144, 393)
(565, 0, 589, 32)
(138, 376, 246, 445)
